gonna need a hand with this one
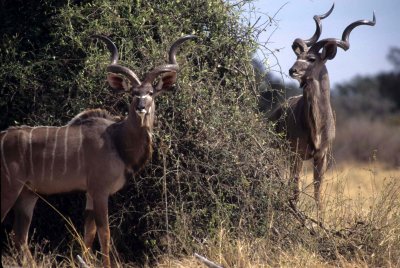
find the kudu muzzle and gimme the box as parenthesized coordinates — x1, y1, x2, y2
(135, 94, 152, 125)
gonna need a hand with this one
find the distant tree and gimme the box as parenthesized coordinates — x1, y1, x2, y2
(376, 48, 400, 109)
(331, 48, 400, 166)
(333, 47, 400, 117)
(333, 76, 396, 121)
(387, 47, 400, 72)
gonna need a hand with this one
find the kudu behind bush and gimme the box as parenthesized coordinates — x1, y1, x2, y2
(1, 34, 197, 267)
(269, 4, 376, 209)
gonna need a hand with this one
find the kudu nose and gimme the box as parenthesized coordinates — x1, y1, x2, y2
(136, 98, 146, 113)
(289, 68, 296, 76)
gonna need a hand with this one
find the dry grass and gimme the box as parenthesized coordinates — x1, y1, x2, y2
(2, 162, 399, 267)
(301, 162, 400, 210)
(156, 162, 400, 268)
(155, 239, 331, 268)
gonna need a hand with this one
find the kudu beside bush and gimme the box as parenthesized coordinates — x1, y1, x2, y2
(269, 3, 376, 209)
(0, 34, 197, 267)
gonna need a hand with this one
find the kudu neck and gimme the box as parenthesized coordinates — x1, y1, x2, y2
(301, 65, 335, 152)
(302, 66, 331, 98)
(125, 104, 154, 134)
(318, 66, 331, 96)
(119, 109, 153, 148)
(113, 106, 153, 173)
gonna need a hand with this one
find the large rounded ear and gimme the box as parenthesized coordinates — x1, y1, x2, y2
(292, 38, 307, 56)
(154, 71, 177, 96)
(321, 41, 338, 61)
(107, 73, 131, 92)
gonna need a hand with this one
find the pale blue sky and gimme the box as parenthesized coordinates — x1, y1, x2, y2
(251, 0, 400, 87)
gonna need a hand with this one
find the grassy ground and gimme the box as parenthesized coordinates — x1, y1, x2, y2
(156, 162, 400, 268)
(157, 162, 400, 268)
(302, 162, 400, 210)
(2, 162, 399, 267)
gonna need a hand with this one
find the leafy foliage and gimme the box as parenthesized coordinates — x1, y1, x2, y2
(0, 0, 289, 263)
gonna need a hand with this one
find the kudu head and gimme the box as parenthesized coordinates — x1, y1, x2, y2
(93, 35, 197, 128)
(289, 3, 376, 85)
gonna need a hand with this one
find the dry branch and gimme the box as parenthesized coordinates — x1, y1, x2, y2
(194, 253, 223, 268)
(76, 255, 90, 268)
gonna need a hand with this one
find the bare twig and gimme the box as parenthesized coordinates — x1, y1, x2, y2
(76, 255, 90, 268)
(286, 201, 346, 238)
(194, 253, 223, 268)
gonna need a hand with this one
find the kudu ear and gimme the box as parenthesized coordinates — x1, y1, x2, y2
(106, 73, 131, 92)
(154, 71, 177, 96)
(292, 38, 307, 56)
(321, 41, 338, 61)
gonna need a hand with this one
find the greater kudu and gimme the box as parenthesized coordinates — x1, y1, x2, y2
(269, 4, 375, 209)
(1, 34, 197, 267)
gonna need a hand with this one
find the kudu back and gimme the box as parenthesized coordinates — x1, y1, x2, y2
(1, 34, 196, 267)
(269, 4, 375, 209)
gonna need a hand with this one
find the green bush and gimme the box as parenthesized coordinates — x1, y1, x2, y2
(0, 0, 290, 263)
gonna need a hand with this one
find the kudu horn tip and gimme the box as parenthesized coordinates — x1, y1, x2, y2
(180, 34, 199, 42)
(91, 34, 109, 41)
(321, 3, 335, 19)
(91, 34, 118, 65)
(372, 11, 376, 25)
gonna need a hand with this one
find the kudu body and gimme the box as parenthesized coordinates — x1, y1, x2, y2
(269, 4, 375, 209)
(1, 34, 196, 267)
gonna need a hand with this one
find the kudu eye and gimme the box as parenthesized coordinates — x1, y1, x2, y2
(307, 56, 316, 63)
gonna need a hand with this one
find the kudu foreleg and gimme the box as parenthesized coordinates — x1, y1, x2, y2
(84, 210, 97, 248)
(313, 152, 327, 210)
(83, 194, 97, 250)
(92, 194, 111, 268)
(12, 187, 38, 247)
(289, 157, 303, 204)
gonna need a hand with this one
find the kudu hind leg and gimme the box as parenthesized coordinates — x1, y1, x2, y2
(12, 187, 38, 263)
(12, 187, 38, 247)
(1, 177, 25, 222)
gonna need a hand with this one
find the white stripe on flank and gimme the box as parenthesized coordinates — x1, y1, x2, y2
(63, 125, 70, 175)
(1, 131, 11, 183)
(50, 127, 61, 181)
(17, 131, 24, 163)
(42, 127, 49, 180)
(28, 127, 36, 176)
(77, 125, 83, 172)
